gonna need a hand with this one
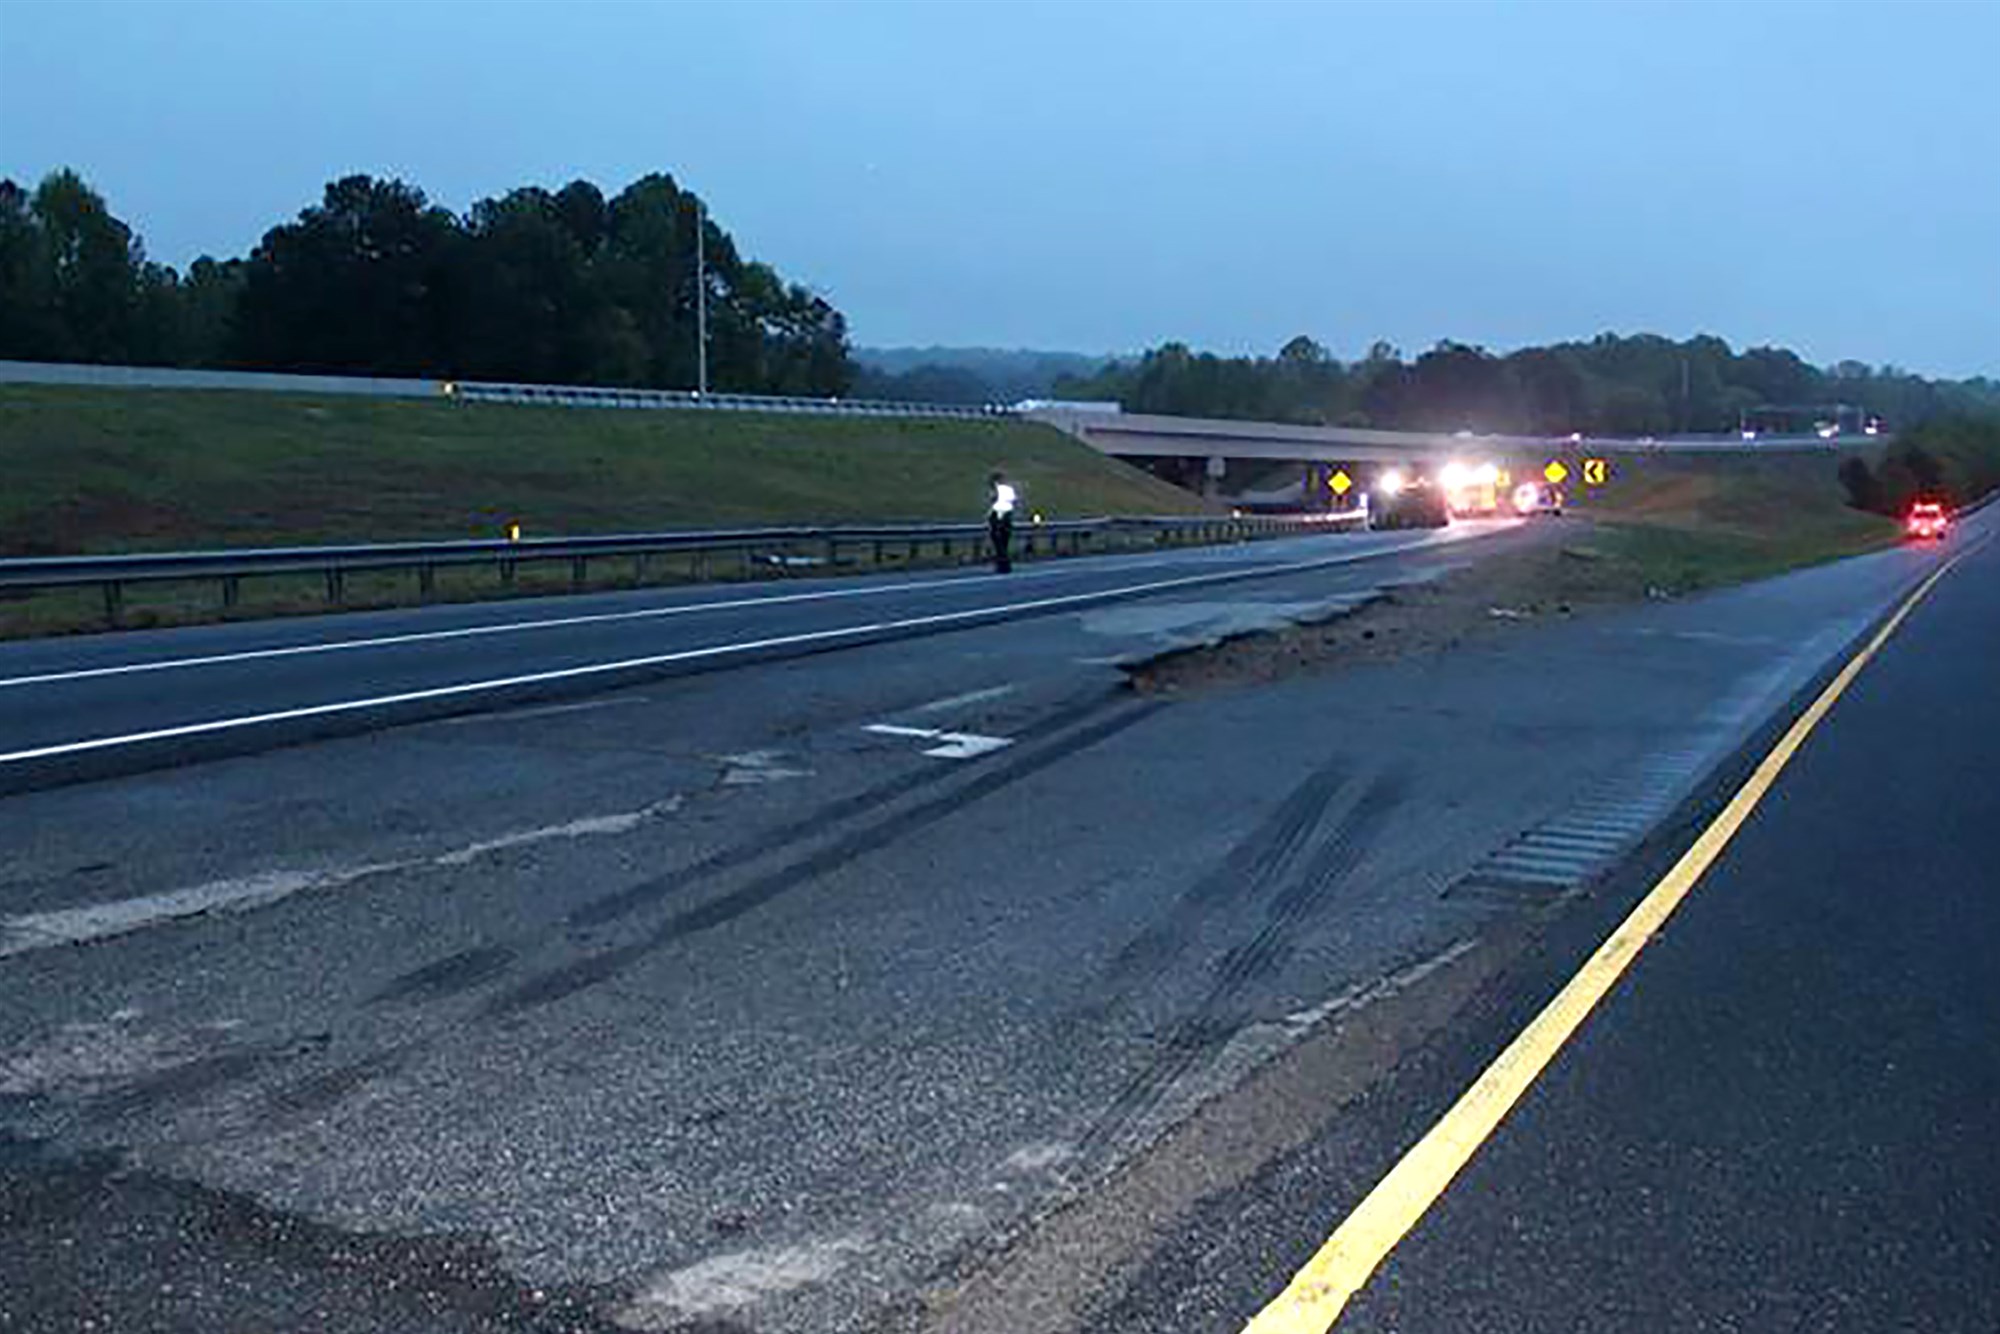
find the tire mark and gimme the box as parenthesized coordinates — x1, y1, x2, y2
(1097, 757, 1350, 988)
(1078, 773, 1406, 1163)
(566, 690, 1124, 931)
(249, 696, 1148, 1119)
(366, 692, 1127, 1014)
(488, 702, 1167, 1017)
(263, 1042, 418, 1119)
(369, 945, 518, 1007)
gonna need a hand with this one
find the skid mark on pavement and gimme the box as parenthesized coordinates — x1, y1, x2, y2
(489, 703, 1164, 1017)
(1097, 758, 1351, 990)
(564, 692, 1125, 933)
(1079, 775, 1406, 1166)
(369, 945, 520, 1008)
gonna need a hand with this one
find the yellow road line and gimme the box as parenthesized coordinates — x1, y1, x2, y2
(1241, 542, 1982, 1334)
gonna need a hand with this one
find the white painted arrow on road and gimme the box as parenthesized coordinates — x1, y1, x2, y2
(863, 723, 1014, 760)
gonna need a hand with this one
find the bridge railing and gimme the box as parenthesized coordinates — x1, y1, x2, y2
(0, 511, 1368, 627)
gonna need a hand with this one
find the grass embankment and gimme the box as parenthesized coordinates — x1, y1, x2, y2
(0, 385, 1197, 555)
(0, 385, 1203, 637)
(1559, 449, 1900, 596)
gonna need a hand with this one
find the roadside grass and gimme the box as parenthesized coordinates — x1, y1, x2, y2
(0, 383, 1212, 637)
(0, 385, 1201, 557)
(1563, 450, 1899, 595)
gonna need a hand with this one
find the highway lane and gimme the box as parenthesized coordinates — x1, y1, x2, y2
(0, 510, 1962, 1333)
(1095, 528, 1999, 1332)
(0, 524, 1496, 788)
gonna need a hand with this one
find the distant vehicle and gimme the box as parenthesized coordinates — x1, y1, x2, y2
(1906, 501, 1949, 541)
(1440, 461, 1503, 516)
(1512, 481, 1565, 517)
(1369, 468, 1452, 530)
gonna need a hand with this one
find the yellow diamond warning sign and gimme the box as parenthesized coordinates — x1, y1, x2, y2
(1544, 460, 1570, 486)
(1329, 469, 1353, 496)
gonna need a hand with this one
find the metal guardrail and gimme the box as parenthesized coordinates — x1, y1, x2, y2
(444, 380, 1009, 419)
(0, 512, 1368, 626)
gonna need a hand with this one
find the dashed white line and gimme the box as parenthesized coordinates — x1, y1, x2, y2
(906, 684, 1017, 716)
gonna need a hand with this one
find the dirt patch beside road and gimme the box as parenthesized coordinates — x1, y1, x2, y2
(1128, 521, 1630, 692)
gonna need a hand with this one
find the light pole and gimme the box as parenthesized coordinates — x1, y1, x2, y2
(694, 195, 708, 396)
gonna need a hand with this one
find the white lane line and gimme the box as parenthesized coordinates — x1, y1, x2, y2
(863, 724, 944, 739)
(2, 538, 1462, 769)
(719, 751, 811, 786)
(433, 798, 682, 865)
(0, 866, 396, 958)
(907, 684, 1017, 716)
(0, 529, 1474, 691)
(0, 572, 1043, 691)
(0, 797, 683, 957)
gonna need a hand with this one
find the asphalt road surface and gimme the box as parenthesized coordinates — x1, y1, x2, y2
(1103, 523, 2000, 1332)
(0, 525, 1480, 792)
(0, 512, 1981, 1333)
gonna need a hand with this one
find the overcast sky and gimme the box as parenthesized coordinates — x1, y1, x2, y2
(3, 0, 1994, 377)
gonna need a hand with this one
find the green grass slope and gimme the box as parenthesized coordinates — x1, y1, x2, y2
(1564, 449, 1900, 592)
(0, 386, 1202, 555)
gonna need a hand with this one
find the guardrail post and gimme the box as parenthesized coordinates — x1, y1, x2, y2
(636, 552, 652, 584)
(501, 555, 516, 589)
(102, 581, 123, 626)
(325, 567, 345, 605)
(418, 564, 436, 601)
(825, 537, 839, 567)
(222, 575, 241, 610)
(571, 555, 588, 591)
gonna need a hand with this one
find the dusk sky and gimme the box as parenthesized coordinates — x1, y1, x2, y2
(4, 0, 1994, 377)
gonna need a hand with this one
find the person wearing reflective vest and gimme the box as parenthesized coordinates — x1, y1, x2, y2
(987, 470, 1018, 573)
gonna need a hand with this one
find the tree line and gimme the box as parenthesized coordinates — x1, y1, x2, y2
(1839, 416, 2000, 515)
(0, 168, 852, 395)
(1054, 334, 2000, 435)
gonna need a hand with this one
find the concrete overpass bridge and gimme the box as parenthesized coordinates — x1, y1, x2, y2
(1022, 407, 1868, 504)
